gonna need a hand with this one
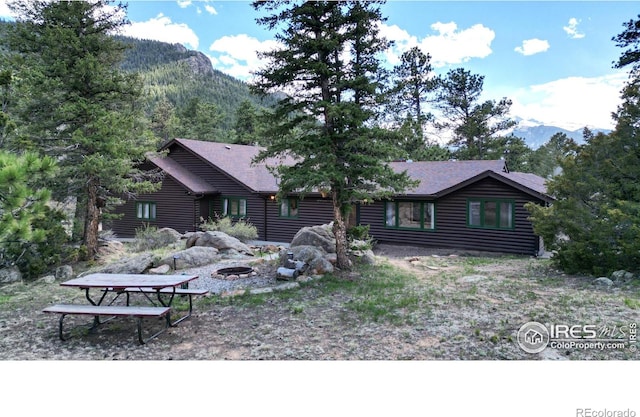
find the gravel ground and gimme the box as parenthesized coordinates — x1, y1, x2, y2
(0, 244, 638, 361)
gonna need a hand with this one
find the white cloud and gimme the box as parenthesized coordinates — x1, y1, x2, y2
(177, 0, 192, 9)
(514, 38, 550, 56)
(381, 21, 495, 68)
(0, 0, 13, 19)
(209, 34, 281, 80)
(204, 5, 217, 16)
(509, 72, 627, 130)
(121, 13, 199, 50)
(563, 17, 585, 39)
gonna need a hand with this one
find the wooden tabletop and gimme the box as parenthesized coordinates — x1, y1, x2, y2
(60, 273, 198, 290)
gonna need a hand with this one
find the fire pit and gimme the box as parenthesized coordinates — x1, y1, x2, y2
(213, 266, 255, 280)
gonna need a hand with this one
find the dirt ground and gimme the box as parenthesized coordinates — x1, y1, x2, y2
(0, 243, 638, 360)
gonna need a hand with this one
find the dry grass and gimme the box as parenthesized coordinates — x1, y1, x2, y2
(0, 245, 637, 360)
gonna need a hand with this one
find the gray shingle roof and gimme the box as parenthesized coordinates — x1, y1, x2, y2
(148, 154, 217, 194)
(157, 139, 549, 200)
(389, 159, 508, 196)
(170, 139, 295, 192)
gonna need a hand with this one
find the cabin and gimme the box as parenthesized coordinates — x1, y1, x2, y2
(110, 138, 552, 255)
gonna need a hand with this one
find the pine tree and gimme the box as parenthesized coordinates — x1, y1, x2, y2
(388, 46, 439, 158)
(435, 68, 515, 160)
(0, 151, 57, 253)
(5, 0, 160, 259)
(251, 0, 416, 269)
(526, 15, 640, 275)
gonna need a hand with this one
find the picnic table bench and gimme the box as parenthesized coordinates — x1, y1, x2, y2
(108, 286, 209, 325)
(42, 273, 205, 344)
(43, 304, 171, 345)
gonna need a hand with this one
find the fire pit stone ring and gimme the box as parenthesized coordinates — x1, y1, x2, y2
(213, 266, 255, 280)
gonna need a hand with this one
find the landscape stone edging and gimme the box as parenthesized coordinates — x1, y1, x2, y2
(219, 274, 324, 298)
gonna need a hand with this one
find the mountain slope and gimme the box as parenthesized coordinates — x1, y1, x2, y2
(118, 36, 276, 131)
(511, 124, 612, 149)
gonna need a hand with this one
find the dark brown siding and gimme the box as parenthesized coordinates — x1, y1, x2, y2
(168, 145, 269, 235)
(110, 176, 199, 238)
(263, 196, 334, 242)
(359, 177, 544, 255)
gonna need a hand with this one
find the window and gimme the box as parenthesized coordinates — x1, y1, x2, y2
(136, 202, 156, 220)
(222, 197, 247, 218)
(467, 199, 514, 229)
(279, 198, 298, 218)
(385, 201, 435, 230)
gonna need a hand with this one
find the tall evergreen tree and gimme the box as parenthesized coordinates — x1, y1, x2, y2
(527, 132, 578, 178)
(388, 46, 438, 158)
(172, 97, 225, 141)
(527, 15, 640, 275)
(484, 135, 532, 172)
(5, 0, 160, 259)
(435, 68, 515, 160)
(251, 0, 416, 269)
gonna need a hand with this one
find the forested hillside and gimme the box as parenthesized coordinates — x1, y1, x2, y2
(117, 36, 277, 133)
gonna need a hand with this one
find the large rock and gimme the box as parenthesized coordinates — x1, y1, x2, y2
(284, 245, 334, 275)
(157, 228, 183, 243)
(98, 253, 156, 274)
(593, 277, 614, 288)
(286, 245, 326, 264)
(308, 256, 334, 274)
(350, 249, 376, 265)
(188, 231, 254, 255)
(97, 240, 125, 259)
(611, 270, 635, 284)
(0, 266, 22, 284)
(55, 265, 74, 280)
(290, 224, 336, 254)
(159, 246, 220, 270)
(185, 232, 203, 249)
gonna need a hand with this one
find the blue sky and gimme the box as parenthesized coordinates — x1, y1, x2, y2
(1, 1, 637, 131)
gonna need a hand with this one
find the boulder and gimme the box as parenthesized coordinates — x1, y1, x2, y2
(593, 277, 614, 288)
(41, 275, 56, 284)
(350, 249, 376, 265)
(185, 232, 203, 249)
(97, 240, 125, 259)
(159, 246, 220, 270)
(308, 256, 334, 274)
(0, 266, 22, 284)
(55, 265, 74, 280)
(148, 264, 171, 274)
(190, 231, 254, 255)
(611, 270, 635, 283)
(157, 227, 183, 243)
(286, 245, 326, 264)
(291, 224, 336, 254)
(98, 253, 156, 274)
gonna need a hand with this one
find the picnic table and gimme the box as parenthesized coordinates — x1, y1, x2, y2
(43, 273, 207, 344)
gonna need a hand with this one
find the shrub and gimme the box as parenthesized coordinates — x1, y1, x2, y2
(200, 216, 258, 242)
(347, 224, 374, 250)
(2, 206, 72, 280)
(133, 223, 177, 252)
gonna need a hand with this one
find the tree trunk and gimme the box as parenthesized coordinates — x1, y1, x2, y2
(83, 176, 101, 260)
(332, 191, 351, 270)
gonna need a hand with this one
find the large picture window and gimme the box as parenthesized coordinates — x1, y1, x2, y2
(222, 197, 247, 218)
(136, 202, 156, 220)
(279, 198, 298, 218)
(385, 201, 435, 230)
(467, 199, 514, 229)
